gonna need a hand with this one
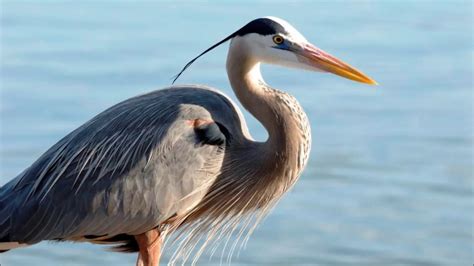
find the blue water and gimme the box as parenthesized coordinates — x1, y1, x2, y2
(0, 1, 472, 265)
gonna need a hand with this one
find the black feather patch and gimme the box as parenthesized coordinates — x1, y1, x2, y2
(235, 18, 286, 37)
(110, 237, 139, 253)
(195, 122, 226, 146)
(80, 234, 139, 253)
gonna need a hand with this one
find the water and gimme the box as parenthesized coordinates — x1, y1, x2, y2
(0, 1, 472, 265)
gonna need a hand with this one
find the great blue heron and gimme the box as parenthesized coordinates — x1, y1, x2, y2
(0, 17, 376, 265)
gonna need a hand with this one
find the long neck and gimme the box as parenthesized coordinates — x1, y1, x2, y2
(225, 40, 311, 192)
(179, 40, 312, 233)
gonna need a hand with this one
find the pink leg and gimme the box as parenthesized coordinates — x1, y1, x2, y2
(135, 229, 162, 266)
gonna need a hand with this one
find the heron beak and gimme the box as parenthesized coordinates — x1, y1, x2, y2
(297, 43, 378, 85)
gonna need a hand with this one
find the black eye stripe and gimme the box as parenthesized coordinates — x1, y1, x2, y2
(236, 18, 287, 37)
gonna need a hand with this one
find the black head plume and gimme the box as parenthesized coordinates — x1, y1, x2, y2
(172, 18, 286, 84)
(171, 32, 236, 84)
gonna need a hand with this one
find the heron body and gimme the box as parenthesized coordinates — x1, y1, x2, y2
(0, 17, 376, 265)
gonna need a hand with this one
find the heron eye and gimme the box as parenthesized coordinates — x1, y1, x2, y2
(272, 35, 284, 45)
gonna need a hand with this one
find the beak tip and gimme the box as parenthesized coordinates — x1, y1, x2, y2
(361, 76, 378, 86)
(368, 80, 379, 86)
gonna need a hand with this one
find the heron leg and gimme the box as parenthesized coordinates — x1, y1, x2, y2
(135, 228, 162, 266)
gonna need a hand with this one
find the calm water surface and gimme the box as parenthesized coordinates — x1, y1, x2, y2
(0, 1, 472, 265)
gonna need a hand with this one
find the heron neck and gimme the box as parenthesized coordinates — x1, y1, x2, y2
(226, 58, 276, 141)
(181, 40, 312, 227)
(226, 43, 311, 184)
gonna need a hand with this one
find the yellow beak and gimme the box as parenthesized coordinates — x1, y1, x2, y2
(298, 43, 378, 85)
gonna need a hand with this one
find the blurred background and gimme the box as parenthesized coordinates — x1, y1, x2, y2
(0, 1, 472, 265)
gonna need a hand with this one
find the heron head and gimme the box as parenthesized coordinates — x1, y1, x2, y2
(173, 17, 377, 85)
(230, 16, 377, 85)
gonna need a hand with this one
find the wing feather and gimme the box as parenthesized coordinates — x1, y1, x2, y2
(0, 86, 242, 245)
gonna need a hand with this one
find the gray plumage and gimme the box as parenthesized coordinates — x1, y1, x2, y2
(1, 86, 246, 242)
